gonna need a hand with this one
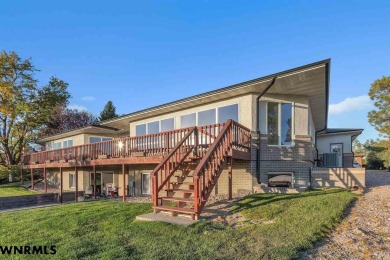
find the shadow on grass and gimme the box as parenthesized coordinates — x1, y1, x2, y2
(230, 188, 347, 214)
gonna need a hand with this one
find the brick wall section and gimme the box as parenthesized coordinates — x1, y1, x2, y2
(258, 134, 315, 188)
(215, 160, 255, 195)
(311, 167, 365, 188)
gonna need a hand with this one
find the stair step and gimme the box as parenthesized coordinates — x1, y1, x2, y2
(165, 189, 194, 193)
(170, 182, 194, 185)
(154, 205, 194, 214)
(160, 197, 193, 203)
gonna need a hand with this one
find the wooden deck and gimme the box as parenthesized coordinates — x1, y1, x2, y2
(22, 122, 251, 169)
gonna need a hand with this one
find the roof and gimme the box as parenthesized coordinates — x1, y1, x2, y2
(317, 128, 364, 142)
(99, 59, 330, 131)
(38, 125, 120, 143)
(319, 128, 364, 135)
(39, 59, 331, 142)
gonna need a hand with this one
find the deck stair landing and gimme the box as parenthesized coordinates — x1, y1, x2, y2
(151, 120, 251, 220)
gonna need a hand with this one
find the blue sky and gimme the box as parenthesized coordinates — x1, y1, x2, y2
(1, 1, 389, 142)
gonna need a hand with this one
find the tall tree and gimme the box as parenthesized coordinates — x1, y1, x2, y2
(99, 101, 118, 121)
(0, 50, 70, 167)
(368, 76, 390, 138)
(40, 106, 98, 137)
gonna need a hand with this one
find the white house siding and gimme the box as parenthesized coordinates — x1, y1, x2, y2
(129, 94, 254, 136)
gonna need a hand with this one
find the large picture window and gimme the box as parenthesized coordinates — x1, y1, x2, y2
(267, 102, 293, 146)
(89, 137, 112, 143)
(161, 118, 174, 132)
(181, 113, 196, 128)
(147, 121, 159, 134)
(218, 104, 238, 123)
(53, 142, 62, 150)
(63, 140, 73, 148)
(136, 124, 147, 136)
(198, 109, 216, 126)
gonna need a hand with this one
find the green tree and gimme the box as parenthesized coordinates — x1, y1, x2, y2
(364, 139, 390, 167)
(352, 139, 365, 156)
(366, 151, 384, 170)
(368, 76, 390, 138)
(0, 51, 70, 171)
(99, 101, 118, 121)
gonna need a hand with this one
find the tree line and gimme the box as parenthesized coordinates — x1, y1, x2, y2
(0, 51, 118, 181)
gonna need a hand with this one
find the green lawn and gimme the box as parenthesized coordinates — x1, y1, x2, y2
(0, 182, 38, 197)
(0, 189, 356, 259)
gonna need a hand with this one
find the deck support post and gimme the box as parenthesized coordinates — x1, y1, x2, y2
(75, 167, 78, 202)
(20, 168, 23, 185)
(60, 167, 63, 203)
(228, 157, 232, 200)
(93, 165, 96, 199)
(30, 168, 34, 190)
(122, 164, 126, 202)
(44, 168, 47, 193)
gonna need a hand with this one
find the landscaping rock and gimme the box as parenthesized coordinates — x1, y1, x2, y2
(304, 170, 390, 259)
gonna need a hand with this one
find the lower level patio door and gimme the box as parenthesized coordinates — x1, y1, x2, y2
(90, 172, 114, 195)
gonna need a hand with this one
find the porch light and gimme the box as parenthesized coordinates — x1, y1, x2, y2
(118, 141, 124, 150)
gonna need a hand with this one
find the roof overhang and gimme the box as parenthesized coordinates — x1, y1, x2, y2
(318, 128, 364, 142)
(38, 125, 120, 144)
(100, 59, 331, 131)
(38, 59, 331, 142)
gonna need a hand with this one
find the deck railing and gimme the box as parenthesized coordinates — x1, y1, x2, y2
(22, 120, 251, 165)
(193, 120, 251, 216)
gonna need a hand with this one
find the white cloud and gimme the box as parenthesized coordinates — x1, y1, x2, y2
(68, 104, 88, 111)
(329, 95, 373, 115)
(81, 96, 96, 101)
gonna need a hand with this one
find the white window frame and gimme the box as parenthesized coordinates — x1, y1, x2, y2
(63, 139, 73, 148)
(69, 173, 76, 189)
(265, 101, 295, 147)
(141, 173, 151, 195)
(53, 142, 62, 150)
(217, 103, 240, 124)
(89, 136, 113, 143)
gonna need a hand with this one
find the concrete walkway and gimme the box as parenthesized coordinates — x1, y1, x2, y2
(136, 213, 198, 226)
(304, 170, 390, 259)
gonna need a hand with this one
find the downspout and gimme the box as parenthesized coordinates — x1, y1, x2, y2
(255, 77, 277, 183)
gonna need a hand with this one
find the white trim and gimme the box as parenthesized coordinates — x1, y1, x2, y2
(265, 101, 295, 147)
(141, 173, 151, 195)
(69, 173, 76, 189)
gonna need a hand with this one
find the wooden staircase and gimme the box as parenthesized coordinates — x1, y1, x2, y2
(152, 120, 251, 220)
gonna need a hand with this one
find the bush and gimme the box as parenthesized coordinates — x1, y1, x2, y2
(0, 165, 21, 184)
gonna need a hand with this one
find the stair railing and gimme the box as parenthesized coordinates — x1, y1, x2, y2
(193, 119, 251, 217)
(151, 127, 198, 207)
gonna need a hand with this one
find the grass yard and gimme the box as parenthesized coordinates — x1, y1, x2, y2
(0, 182, 38, 197)
(0, 188, 356, 259)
